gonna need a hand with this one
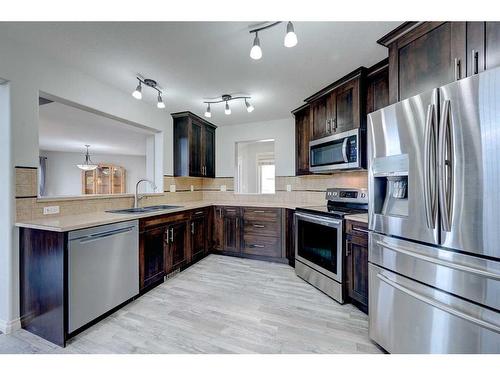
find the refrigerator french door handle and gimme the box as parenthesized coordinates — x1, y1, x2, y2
(376, 272, 500, 334)
(438, 99, 453, 232)
(424, 103, 437, 229)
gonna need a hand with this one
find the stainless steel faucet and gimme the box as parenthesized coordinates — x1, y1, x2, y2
(134, 179, 157, 208)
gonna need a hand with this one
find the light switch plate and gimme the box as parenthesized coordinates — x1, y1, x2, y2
(220, 185, 227, 192)
(43, 206, 60, 215)
(169, 184, 176, 192)
(190, 185, 194, 192)
(286, 184, 292, 192)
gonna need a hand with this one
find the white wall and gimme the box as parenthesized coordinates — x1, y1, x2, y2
(0, 33, 174, 330)
(216, 118, 294, 177)
(40, 151, 147, 197)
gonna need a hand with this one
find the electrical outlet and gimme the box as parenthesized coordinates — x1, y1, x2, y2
(169, 184, 176, 192)
(286, 184, 292, 192)
(220, 185, 227, 192)
(190, 185, 194, 192)
(43, 206, 60, 215)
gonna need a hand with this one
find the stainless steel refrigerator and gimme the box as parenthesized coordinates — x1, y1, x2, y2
(368, 67, 500, 353)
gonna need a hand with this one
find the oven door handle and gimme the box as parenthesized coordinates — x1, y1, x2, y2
(295, 212, 342, 227)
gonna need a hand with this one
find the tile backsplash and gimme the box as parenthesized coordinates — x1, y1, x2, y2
(15, 167, 367, 221)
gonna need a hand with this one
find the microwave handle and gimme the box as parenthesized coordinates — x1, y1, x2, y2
(342, 137, 349, 162)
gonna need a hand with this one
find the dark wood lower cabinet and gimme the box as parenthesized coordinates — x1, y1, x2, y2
(222, 207, 241, 254)
(139, 225, 166, 291)
(190, 210, 208, 262)
(345, 219, 369, 313)
(165, 220, 188, 274)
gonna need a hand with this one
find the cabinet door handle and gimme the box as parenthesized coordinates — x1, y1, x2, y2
(236, 217, 239, 228)
(194, 211, 204, 215)
(472, 49, 479, 75)
(332, 118, 337, 131)
(352, 226, 369, 234)
(325, 119, 328, 133)
(345, 240, 351, 256)
(454, 57, 461, 81)
(191, 222, 195, 234)
(253, 210, 265, 213)
(250, 244, 265, 248)
(253, 224, 265, 228)
(219, 209, 222, 219)
(165, 228, 169, 243)
(170, 227, 174, 243)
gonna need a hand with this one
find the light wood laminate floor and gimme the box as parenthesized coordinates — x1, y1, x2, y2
(0, 255, 382, 354)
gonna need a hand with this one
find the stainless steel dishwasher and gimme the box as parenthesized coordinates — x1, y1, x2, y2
(68, 220, 139, 333)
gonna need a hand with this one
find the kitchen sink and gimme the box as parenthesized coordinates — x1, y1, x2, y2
(106, 205, 183, 214)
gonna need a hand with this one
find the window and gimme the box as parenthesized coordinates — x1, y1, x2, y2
(235, 139, 275, 194)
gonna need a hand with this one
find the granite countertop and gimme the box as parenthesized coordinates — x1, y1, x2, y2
(15, 201, 303, 232)
(344, 213, 368, 224)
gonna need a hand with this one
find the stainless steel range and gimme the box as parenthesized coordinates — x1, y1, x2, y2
(294, 188, 368, 303)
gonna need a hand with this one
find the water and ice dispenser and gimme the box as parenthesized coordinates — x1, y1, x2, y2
(372, 154, 409, 217)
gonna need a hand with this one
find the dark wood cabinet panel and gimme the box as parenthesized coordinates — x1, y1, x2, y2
(140, 226, 166, 291)
(242, 234, 281, 258)
(189, 120, 203, 176)
(334, 80, 358, 133)
(213, 206, 224, 251)
(366, 59, 389, 115)
(190, 214, 207, 260)
(293, 105, 311, 176)
(345, 220, 369, 313)
(285, 209, 295, 267)
(165, 221, 188, 274)
(172, 112, 217, 178)
(311, 96, 328, 140)
(223, 207, 241, 254)
(204, 125, 216, 178)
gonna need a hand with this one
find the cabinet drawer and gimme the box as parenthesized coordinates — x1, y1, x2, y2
(242, 234, 281, 258)
(243, 207, 281, 222)
(346, 220, 368, 236)
(243, 220, 281, 237)
(223, 207, 240, 217)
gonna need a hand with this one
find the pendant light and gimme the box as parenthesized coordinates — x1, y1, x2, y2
(77, 145, 98, 171)
(204, 103, 212, 118)
(157, 93, 165, 109)
(225, 101, 231, 115)
(132, 81, 142, 100)
(284, 22, 298, 48)
(245, 99, 255, 113)
(250, 32, 262, 60)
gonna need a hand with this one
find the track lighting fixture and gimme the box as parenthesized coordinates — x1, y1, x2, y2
(249, 21, 298, 59)
(204, 103, 212, 118)
(131, 76, 166, 109)
(250, 32, 262, 60)
(203, 94, 254, 117)
(284, 22, 298, 48)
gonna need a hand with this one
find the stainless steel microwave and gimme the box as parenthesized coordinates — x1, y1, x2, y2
(309, 128, 364, 173)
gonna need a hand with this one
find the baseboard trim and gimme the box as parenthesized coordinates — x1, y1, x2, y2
(0, 317, 21, 334)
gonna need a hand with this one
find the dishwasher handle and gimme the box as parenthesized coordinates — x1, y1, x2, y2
(77, 226, 135, 244)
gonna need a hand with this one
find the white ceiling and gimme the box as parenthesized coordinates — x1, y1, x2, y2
(39, 101, 152, 155)
(2, 21, 401, 126)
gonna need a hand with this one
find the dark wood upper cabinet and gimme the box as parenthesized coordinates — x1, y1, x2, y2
(379, 21, 500, 103)
(292, 105, 311, 176)
(305, 67, 366, 140)
(172, 111, 217, 178)
(366, 59, 389, 115)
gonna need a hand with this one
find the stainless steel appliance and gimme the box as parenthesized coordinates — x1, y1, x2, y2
(68, 220, 139, 333)
(295, 188, 368, 303)
(368, 67, 500, 354)
(309, 128, 364, 173)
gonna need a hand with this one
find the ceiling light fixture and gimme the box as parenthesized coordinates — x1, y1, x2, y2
(284, 22, 298, 48)
(157, 93, 165, 109)
(245, 99, 255, 113)
(76, 145, 98, 171)
(204, 103, 212, 118)
(203, 94, 254, 117)
(250, 32, 262, 60)
(248, 21, 298, 60)
(131, 76, 166, 109)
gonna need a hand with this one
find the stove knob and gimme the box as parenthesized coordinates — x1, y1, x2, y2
(361, 193, 366, 198)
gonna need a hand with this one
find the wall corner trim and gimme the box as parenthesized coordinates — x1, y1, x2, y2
(0, 317, 21, 334)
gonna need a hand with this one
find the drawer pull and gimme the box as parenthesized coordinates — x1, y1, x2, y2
(194, 211, 204, 215)
(226, 209, 237, 212)
(250, 244, 265, 248)
(377, 272, 500, 334)
(253, 224, 265, 228)
(253, 210, 266, 213)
